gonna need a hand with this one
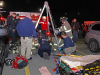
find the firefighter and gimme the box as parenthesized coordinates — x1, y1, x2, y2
(59, 31, 76, 55)
(83, 23, 87, 38)
(38, 34, 51, 60)
(39, 16, 50, 37)
(7, 13, 16, 45)
(58, 17, 73, 39)
(51, 36, 64, 52)
(14, 14, 20, 27)
(31, 38, 39, 55)
(52, 18, 73, 52)
(31, 32, 45, 55)
(14, 14, 20, 43)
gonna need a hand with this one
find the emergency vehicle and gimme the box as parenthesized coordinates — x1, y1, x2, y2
(8, 12, 50, 42)
(84, 21, 100, 25)
(84, 21, 100, 33)
(0, 11, 8, 75)
(2, 1, 100, 75)
(8, 11, 49, 25)
(7, 11, 51, 55)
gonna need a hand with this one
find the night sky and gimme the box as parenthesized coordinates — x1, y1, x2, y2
(1, 0, 100, 25)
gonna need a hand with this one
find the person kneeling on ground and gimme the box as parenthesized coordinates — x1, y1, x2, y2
(38, 33, 51, 60)
(59, 31, 76, 55)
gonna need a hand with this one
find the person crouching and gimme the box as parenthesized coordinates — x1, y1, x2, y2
(59, 31, 76, 55)
(38, 33, 51, 60)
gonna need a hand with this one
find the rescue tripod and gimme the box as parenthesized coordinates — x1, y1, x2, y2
(35, 1, 60, 52)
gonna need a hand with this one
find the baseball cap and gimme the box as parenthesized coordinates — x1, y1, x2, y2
(16, 14, 19, 16)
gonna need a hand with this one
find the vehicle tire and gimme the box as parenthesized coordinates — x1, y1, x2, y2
(88, 39, 99, 53)
(0, 67, 2, 75)
(0, 41, 5, 62)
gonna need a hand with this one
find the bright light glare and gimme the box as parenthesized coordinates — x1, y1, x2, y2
(39, 8, 42, 12)
(0, 1, 3, 6)
(0, 3, 2, 5)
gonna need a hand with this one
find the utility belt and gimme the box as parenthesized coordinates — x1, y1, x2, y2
(41, 43, 50, 46)
(22, 36, 33, 39)
(8, 26, 16, 30)
(8, 26, 12, 30)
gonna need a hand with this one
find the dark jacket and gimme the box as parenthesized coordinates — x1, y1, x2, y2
(14, 18, 20, 28)
(71, 22, 80, 31)
(38, 38, 50, 45)
(7, 16, 15, 29)
(79, 25, 83, 30)
(16, 17, 37, 38)
(38, 38, 51, 57)
(61, 36, 75, 49)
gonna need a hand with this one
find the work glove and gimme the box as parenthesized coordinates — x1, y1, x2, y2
(59, 48, 62, 52)
(56, 28, 59, 30)
(57, 31, 60, 34)
(54, 29, 58, 33)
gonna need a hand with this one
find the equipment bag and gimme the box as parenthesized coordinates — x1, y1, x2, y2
(12, 55, 28, 69)
(59, 62, 71, 73)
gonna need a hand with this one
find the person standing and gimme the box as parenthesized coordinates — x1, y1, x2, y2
(16, 14, 37, 60)
(15, 14, 20, 28)
(59, 18, 73, 39)
(87, 23, 91, 30)
(7, 13, 16, 44)
(83, 23, 87, 38)
(71, 18, 80, 43)
(37, 24, 41, 32)
(52, 18, 73, 52)
(79, 23, 83, 38)
(39, 16, 50, 36)
(14, 14, 20, 43)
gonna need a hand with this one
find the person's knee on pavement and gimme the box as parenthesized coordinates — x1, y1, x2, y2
(60, 31, 76, 55)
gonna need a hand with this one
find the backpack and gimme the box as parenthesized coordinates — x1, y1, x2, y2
(12, 55, 28, 69)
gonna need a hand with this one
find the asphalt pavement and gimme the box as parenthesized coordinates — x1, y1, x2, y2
(2, 38, 100, 75)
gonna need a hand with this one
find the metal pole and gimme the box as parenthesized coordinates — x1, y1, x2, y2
(44, 1, 60, 51)
(47, 6, 60, 51)
(46, 5, 49, 31)
(35, 5, 46, 29)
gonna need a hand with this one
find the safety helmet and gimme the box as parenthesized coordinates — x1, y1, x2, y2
(42, 16, 46, 19)
(5, 59, 12, 66)
(61, 17, 68, 22)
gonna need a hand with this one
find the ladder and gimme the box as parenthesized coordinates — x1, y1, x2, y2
(35, 1, 60, 51)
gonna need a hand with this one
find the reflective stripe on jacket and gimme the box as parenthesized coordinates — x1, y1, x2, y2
(59, 21, 73, 39)
(52, 37, 64, 51)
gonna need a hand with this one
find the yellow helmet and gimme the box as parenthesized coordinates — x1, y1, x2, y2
(42, 16, 46, 19)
